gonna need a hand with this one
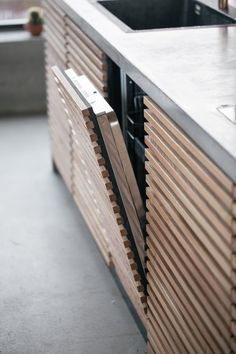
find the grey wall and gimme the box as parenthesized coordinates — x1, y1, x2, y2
(0, 31, 46, 115)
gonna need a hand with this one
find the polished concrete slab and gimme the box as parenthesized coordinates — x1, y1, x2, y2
(0, 116, 146, 354)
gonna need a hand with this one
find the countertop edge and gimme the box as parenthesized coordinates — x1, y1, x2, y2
(55, 0, 236, 184)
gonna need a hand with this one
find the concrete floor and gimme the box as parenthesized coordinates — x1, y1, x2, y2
(0, 116, 146, 354)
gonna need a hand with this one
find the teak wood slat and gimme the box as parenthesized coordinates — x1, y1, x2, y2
(43, 0, 70, 187)
(65, 17, 106, 60)
(66, 26, 107, 70)
(43, 0, 147, 340)
(51, 67, 146, 325)
(65, 17, 108, 97)
(145, 97, 236, 353)
(144, 96, 233, 194)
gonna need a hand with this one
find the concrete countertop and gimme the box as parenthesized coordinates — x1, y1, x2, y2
(55, 0, 236, 183)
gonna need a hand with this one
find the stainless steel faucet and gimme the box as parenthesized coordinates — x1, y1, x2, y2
(219, 0, 228, 10)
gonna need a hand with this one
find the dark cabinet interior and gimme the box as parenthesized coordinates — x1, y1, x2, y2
(107, 68, 146, 204)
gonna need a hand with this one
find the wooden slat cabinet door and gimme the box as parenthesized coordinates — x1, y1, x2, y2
(43, 0, 147, 329)
(51, 67, 147, 326)
(144, 96, 236, 354)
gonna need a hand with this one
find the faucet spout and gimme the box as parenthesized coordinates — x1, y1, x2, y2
(219, 0, 228, 10)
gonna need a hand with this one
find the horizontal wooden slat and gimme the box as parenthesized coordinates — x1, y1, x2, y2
(144, 96, 233, 194)
(146, 136, 232, 247)
(147, 262, 212, 353)
(148, 317, 171, 354)
(147, 243, 230, 353)
(65, 17, 106, 60)
(44, 20, 66, 47)
(146, 161, 231, 276)
(145, 132, 232, 228)
(43, 0, 65, 18)
(146, 229, 231, 345)
(67, 52, 107, 94)
(66, 26, 107, 70)
(43, 2, 65, 30)
(144, 109, 232, 210)
(67, 36, 107, 82)
(145, 97, 235, 354)
(146, 207, 231, 325)
(146, 189, 231, 311)
(52, 67, 147, 326)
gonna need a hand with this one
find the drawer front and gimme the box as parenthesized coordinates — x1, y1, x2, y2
(65, 17, 108, 97)
(52, 67, 147, 325)
(144, 96, 236, 353)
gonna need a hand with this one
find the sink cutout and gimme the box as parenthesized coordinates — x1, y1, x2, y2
(217, 105, 236, 124)
(96, 0, 235, 32)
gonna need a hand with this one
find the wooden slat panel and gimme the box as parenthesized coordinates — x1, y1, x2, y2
(43, 0, 65, 18)
(96, 113, 145, 269)
(145, 97, 235, 354)
(145, 131, 232, 228)
(44, 30, 67, 60)
(67, 52, 107, 95)
(145, 136, 231, 245)
(66, 26, 107, 70)
(146, 162, 231, 276)
(147, 231, 231, 347)
(72, 169, 112, 266)
(43, 0, 113, 275)
(65, 16, 108, 97)
(65, 17, 106, 60)
(43, 3, 65, 32)
(67, 35, 107, 82)
(147, 262, 212, 353)
(52, 67, 147, 325)
(144, 96, 233, 194)
(44, 0, 72, 196)
(146, 190, 231, 313)
(148, 315, 173, 354)
(144, 109, 232, 210)
(147, 208, 230, 326)
(147, 340, 156, 354)
(147, 244, 230, 353)
(44, 20, 66, 48)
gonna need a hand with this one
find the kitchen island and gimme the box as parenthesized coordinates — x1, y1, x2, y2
(43, 0, 236, 352)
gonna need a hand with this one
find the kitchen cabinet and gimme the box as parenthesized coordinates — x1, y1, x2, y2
(51, 66, 147, 325)
(43, 0, 146, 328)
(43, 0, 236, 351)
(144, 96, 236, 354)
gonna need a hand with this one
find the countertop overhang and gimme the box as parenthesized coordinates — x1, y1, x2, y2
(55, 0, 236, 183)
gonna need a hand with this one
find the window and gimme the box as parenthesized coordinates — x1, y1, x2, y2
(0, 0, 41, 27)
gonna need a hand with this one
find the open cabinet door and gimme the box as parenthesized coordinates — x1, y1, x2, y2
(51, 66, 147, 326)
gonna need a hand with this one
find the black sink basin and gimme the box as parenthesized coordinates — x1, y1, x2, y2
(97, 0, 235, 31)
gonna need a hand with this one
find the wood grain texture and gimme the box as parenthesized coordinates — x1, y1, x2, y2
(52, 66, 147, 326)
(144, 96, 233, 194)
(43, 0, 146, 337)
(96, 113, 145, 270)
(43, 0, 71, 190)
(145, 97, 236, 353)
(65, 17, 108, 97)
